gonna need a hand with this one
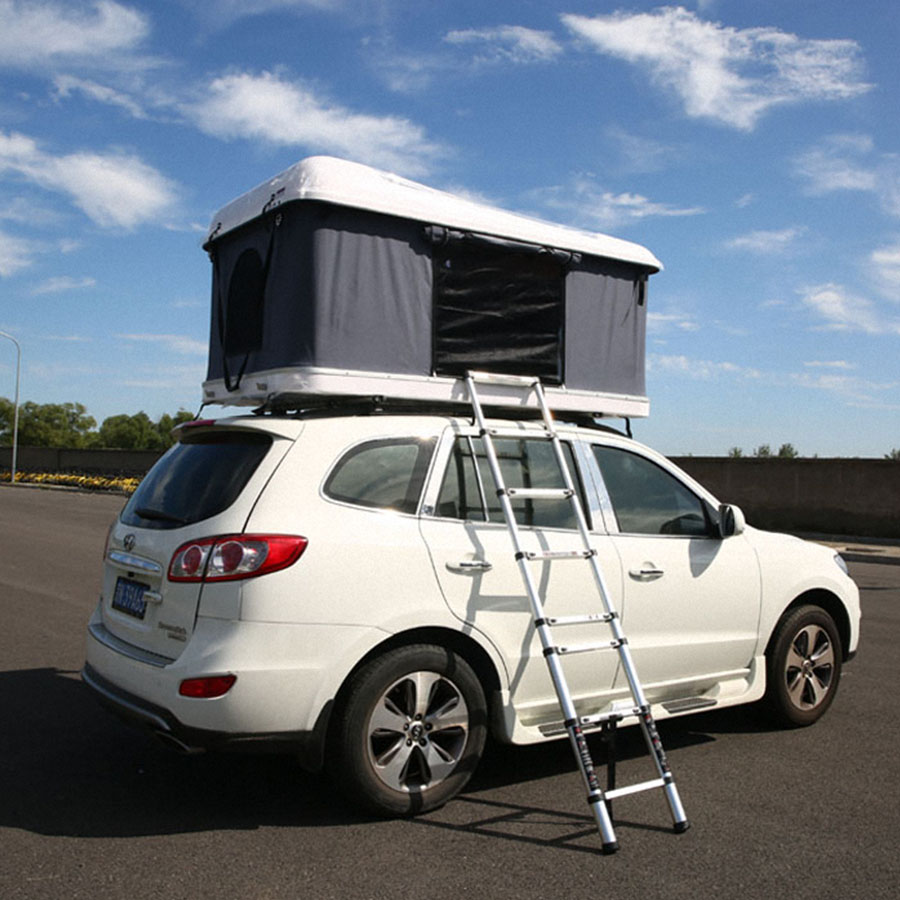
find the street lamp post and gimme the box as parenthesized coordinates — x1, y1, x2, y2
(0, 330, 21, 484)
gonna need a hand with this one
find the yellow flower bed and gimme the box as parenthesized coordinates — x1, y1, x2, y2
(1, 470, 140, 494)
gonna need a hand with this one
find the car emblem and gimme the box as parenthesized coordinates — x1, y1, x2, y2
(124, 534, 136, 552)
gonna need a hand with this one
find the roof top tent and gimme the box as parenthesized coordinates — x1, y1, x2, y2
(202, 156, 661, 418)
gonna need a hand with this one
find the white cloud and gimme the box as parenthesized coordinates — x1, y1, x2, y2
(53, 75, 147, 119)
(188, 71, 442, 176)
(804, 360, 856, 370)
(31, 275, 97, 295)
(563, 7, 871, 130)
(793, 134, 879, 193)
(0, 131, 179, 228)
(725, 226, 806, 254)
(648, 353, 760, 380)
(0, 228, 39, 276)
(648, 311, 700, 333)
(870, 242, 900, 300)
(530, 175, 703, 230)
(191, 0, 343, 24)
(444, 25, 563, 64)
(117, 333, 208, 356)
(799, 283, 900, 336)
(650, 350, 898, 410)
(0, 0, 149, 68)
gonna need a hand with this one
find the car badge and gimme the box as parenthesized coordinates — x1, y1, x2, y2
(124, 534, 136, 552)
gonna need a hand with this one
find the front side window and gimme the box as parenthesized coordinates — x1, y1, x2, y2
(324, 437, 436, 514)
(592, 446, 710, 536)
(436, 436, 584, 530)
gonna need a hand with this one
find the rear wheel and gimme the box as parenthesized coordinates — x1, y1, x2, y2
(764, 605, 842, 727)
(330, 644, 487, 816)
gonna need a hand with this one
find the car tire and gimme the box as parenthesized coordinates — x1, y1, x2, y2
(764, 604, 842, 727)
(330, 644, 487, 816)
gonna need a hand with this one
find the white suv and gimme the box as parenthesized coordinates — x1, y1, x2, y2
(83, 408, 860, 815)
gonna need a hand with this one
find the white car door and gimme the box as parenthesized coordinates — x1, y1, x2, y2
(419, 429, 623, 727)
(587, 442, 761, 695)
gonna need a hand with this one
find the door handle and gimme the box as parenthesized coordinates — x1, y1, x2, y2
(448, 559, 493, 573)
(629, 565, 664, 581)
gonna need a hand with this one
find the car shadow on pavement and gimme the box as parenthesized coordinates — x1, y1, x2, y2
(0, 667, 779, 842)
(0, 667, 367, 838)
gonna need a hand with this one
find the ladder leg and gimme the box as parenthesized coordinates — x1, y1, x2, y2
(567, 722, 619, 854)
(637, 706, 690, 833)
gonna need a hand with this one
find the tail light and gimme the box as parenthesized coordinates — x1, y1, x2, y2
(168, 534, 307, 583)
(179, 675, 237, 698)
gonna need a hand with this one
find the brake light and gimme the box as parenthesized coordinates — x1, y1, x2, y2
(179, 675, 237, 698)
(168, 534, 307, 582)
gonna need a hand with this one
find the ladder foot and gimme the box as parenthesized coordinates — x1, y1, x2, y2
(601, 841, 619, 855)
(673, 820, 691, 834)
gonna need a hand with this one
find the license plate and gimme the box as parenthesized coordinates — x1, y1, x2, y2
(112, 577, 149, 620)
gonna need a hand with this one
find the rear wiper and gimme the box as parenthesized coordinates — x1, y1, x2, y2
(135, 507, 189, 525)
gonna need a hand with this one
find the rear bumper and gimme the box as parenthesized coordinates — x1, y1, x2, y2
(82, 662, 331, 769)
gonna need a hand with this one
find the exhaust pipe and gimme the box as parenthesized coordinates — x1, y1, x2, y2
(154, 730, 206, 755)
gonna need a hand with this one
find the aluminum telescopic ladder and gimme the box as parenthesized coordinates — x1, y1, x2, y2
(464, 371, 689, 854)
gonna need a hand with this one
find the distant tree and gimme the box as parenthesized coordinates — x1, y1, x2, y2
(728, 446, 743, 458)
(0, 397, 14, 445)
(753, 444, 772, 458)
(1, 398, 96, 448)
(93, 409, 195, 450)
(777, 443, 799, 458)
(886, 448, 900, 460)
(95, 412, 160, 450)
(155, 410, 194, 448)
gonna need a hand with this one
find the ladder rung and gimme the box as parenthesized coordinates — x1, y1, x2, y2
(555, 640, 623, 655)
(605, 778, 667, 801)
(542, 612, 615, 626)
(506, 487, 574, 500)
(538, 710, 626, 736)
(524, 549, 596, 561)
(578, 709, 636, 728)
(467, 371, 538, 387)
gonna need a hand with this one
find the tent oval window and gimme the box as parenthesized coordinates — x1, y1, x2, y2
(224, 247, 266, 357)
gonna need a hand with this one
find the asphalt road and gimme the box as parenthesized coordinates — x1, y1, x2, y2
(1, 487, 898, 900)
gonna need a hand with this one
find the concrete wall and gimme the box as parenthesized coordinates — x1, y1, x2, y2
(2, 445, 898, 538)
(672, 456, 900, 539)
(0, 446, 162, 476)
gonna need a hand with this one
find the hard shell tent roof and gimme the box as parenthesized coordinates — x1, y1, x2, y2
(203, 156, 661, 417)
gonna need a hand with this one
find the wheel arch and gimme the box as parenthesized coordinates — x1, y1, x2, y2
(766, 590, 852, 662)
(325, 626, 504, 741)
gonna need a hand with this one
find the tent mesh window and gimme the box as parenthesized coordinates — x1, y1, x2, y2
(432, 240, 566, 384)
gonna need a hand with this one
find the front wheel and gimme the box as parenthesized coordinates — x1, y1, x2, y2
(330, 644, 487, 816)
(764, 605, 842, 727)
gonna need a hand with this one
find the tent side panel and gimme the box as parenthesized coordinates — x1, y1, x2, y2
(564, 258, 647, 398)
(206, 206, 317, 383)
(311, 207, 432, 376)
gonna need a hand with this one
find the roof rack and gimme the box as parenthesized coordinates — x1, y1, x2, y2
(248, 392, 632, 437)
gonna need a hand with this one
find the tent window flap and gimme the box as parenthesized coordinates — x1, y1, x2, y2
(432, 243, 565, 384)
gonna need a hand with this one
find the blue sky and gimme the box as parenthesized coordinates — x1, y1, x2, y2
(1, 0, 898, 457)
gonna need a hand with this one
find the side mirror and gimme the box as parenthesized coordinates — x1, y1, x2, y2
(717, 503, 746, 538)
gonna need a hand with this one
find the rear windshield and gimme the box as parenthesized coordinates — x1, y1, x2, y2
(121, 431, 273, 529)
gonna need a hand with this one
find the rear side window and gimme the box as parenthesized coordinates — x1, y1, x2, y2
(436, 436, 585, 529)
(324, 437, 436, 514)
(121, 431, 272, 529)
